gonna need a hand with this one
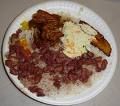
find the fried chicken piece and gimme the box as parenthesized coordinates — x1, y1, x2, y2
(91, 34, 112, 56)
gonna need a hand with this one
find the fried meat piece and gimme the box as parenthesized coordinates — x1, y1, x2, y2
(30, 10, 63, 42)
(41, 24, 63, 41)
(32, 10, 61, 26)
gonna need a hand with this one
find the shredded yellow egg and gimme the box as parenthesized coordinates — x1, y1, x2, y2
(20, 21, 29, 30)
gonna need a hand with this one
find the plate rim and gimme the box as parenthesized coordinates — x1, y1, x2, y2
(1, 0, 118, 105)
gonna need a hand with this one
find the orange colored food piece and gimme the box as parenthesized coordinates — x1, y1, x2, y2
(18, 39, 31, 60)
(79, 20, 112, 56)
(91, 34, 112, 56)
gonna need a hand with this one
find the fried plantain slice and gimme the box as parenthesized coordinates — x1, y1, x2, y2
(91, 33, 112, 56)
(79, 20, 112, 56)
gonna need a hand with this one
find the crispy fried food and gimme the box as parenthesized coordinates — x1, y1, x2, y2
(79, 20, 112, 56)
(32, 10, 61, 27)
(30, 10, 63, 42)
(91, 34, 111, 56)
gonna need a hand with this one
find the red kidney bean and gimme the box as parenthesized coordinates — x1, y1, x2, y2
(37, 88, 45, 96)
(79, 68, 92, 83)
(87, 51, 94, 58)
(53, 75, 61, 89)
(53, 80, 61, 89)
(28, 86, 45, 96)
(101, 59, 108, 70)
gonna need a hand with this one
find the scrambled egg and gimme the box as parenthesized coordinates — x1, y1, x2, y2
(61, 21, 97, 58)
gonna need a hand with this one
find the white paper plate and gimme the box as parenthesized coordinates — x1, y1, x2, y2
(1, 1, 117, 105)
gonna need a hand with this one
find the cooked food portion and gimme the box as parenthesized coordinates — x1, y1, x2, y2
(61, 21, 96, 58)
(5, 10, 111, 97)
(32, 10, 61, 26)
(29, 10, 63, 42)
(79, 20, 111, 56)
(91, 34, 111, 56)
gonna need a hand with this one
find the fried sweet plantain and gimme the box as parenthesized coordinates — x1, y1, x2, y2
(91, 33, 112, 56)
(79, 20, 112, 56)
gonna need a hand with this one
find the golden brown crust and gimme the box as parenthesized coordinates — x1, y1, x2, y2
(79, 20, 112, 56)
(91, 34, 112, 56)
